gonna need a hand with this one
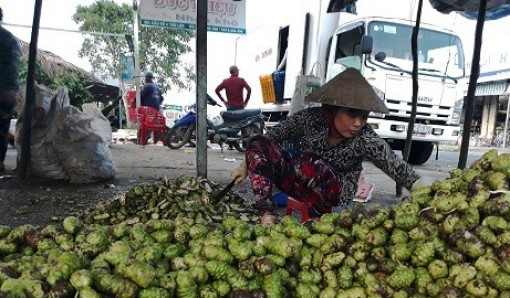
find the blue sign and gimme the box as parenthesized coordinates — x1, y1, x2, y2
(120, 54, 135, 82)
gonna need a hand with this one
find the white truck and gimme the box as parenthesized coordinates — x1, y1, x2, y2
(236, 0, 466, 165)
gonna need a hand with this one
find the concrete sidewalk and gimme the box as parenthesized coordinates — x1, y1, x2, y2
(439, 143, 510, 153)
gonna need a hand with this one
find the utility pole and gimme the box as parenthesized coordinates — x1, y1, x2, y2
(504, 96, 510, 148)
(19, 0, 43, 179)
(196, 0, 208, 178)
(458, 0, 487, 169)
(234, 35, 241, 65)
(133, 0, 142, 108)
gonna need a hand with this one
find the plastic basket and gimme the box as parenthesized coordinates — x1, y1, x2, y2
(273, 192, 288, 206)
(259, 74, 276, 104)
(279, 138, 301, 156)
(272, 71, 285, 103)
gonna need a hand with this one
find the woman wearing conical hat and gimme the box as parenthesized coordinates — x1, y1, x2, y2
(230, 68, 421, 226)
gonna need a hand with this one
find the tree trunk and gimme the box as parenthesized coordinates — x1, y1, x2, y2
(118, 78, 136, 128)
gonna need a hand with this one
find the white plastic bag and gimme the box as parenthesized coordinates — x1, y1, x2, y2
(16, 85, 116, 182)
(15, 85, 68, 179)
(82, 103, 112, 145)
(289, 63, 323, 116)
(53, 105, 116, 183)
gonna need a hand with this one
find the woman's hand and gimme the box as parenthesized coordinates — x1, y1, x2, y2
(230, 161, 248, 184)
(411, 176, 436, 191)
(261, 212, 277, 227)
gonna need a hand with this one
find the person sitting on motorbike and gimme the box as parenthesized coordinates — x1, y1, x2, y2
(230, 68, 426, 226)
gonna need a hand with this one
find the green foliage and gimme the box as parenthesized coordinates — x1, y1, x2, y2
(19, 56, 53, 87)
(19, 57, 94, 108)
(72, 0, 195, 93)
(50, 74, 94, 108)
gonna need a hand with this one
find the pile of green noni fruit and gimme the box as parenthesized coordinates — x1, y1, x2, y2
(80, 176, 258, 226)
(0, 149, 509, 297)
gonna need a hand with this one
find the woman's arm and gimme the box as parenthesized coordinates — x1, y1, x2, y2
(363, 130, 420, 190)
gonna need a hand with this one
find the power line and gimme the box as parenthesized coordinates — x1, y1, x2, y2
(1, 21, 127, 37)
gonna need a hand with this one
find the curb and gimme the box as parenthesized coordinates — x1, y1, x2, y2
(438, 144, 510, 153)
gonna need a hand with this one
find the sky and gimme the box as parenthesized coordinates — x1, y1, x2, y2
(1, 0, 509, 108)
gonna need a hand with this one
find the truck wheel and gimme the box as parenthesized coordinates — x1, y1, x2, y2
(407, 141, 434, 165)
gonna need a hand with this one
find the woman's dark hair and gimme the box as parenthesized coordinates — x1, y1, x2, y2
(322, 104, 340, 130)
(0, 7, 3, 22)
(321, 104, 340, 116)
(323, 104, 369, 118)
(343, 107, 370, 118)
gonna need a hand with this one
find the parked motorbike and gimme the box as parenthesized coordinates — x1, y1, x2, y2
(166, 95, 264, 152)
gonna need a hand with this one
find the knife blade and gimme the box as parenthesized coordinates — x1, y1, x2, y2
(212, 178, 237, 203)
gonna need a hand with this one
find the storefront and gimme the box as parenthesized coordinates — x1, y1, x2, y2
(462, 54, 510, 146)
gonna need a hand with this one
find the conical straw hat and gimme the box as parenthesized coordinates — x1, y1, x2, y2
(305, 68, 389, 114)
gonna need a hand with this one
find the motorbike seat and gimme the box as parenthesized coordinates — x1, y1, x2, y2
(221, 109, 261, 121)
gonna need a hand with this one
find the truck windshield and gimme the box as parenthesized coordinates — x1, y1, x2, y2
(368, 21, 465, 78)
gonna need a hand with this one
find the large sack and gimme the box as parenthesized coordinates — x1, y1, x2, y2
(16, 85, 116, 182)
(82, 103, 112, 145)
(15, 85, 68, 179)
(53, 105, 116, 183)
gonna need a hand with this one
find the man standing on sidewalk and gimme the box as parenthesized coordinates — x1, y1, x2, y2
(215, 65, 252, 150)
(0, 7, 21, 172)
(215, 65, 251, 110)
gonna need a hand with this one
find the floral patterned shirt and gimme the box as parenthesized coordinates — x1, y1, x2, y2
(266, 107, 420, 206)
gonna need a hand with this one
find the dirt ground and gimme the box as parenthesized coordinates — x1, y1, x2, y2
(0, 137, 251, 227)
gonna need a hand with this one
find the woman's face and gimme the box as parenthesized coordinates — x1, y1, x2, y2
(333, 108, 369, 139)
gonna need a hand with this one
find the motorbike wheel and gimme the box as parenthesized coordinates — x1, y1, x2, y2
(166, 125, 193, 149)
(233, 125, 263, 152)
(233, 141, 247, 152)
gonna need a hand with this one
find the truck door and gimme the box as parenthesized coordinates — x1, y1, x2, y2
(276, 26, 289, 72)
(326, 22, 365, 81)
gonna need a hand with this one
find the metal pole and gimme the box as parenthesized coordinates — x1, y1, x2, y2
(118, 88, 123, 130)
(396, 0, 423, 196)
(403, 0, 422, 163)
(458, 0, 487, 169)
(18, 0, 43, 179)
(133, 0, 142, 108)
(504, 96, 510, 147)
(196, 0, 208, 178)
(234, 36, 241, 65)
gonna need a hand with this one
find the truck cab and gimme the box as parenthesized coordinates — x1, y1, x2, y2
(326, 16, 465, 164)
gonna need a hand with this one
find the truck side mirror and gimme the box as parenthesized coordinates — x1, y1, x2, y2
(361, 35, 373, 54)
(374, 52, 386, 62)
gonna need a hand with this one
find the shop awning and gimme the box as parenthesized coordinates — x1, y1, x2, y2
(475, 80, 510, 96)
(430, 0, 510, 20)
